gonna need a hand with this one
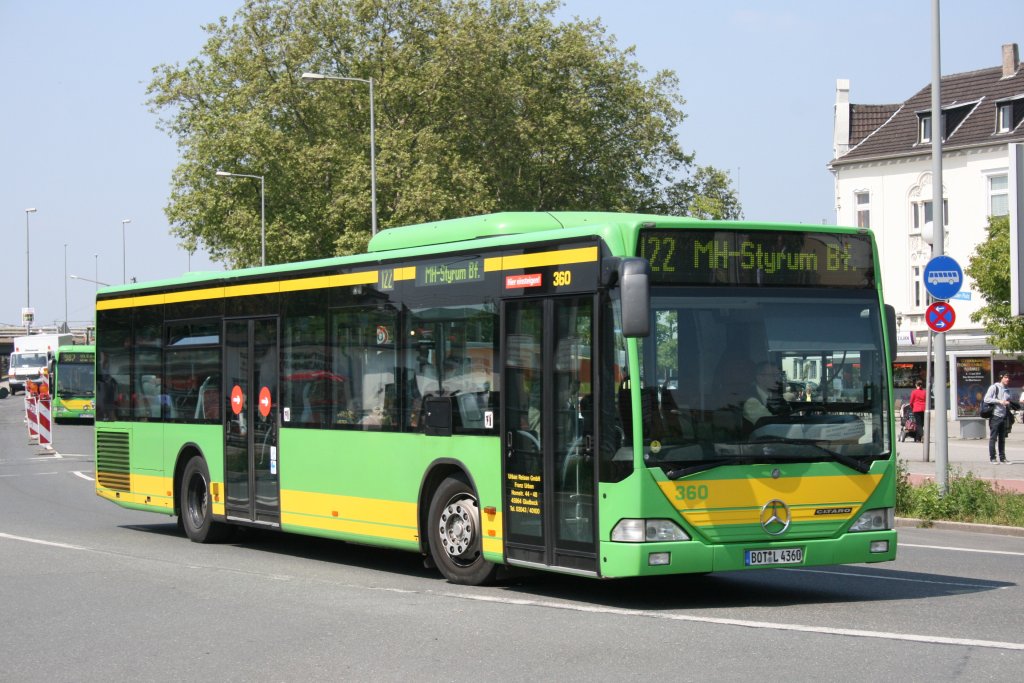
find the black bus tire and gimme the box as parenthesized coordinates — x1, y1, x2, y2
(427, 476, 497, 586)
(180, 456, 233, 543)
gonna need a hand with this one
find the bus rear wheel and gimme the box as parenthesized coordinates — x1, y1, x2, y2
(428, 476, 497, 585)
(180, 457, 233, 543)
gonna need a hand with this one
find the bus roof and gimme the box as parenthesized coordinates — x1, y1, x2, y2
(57, 344, 95, 354)
(95, 211, 868, 299)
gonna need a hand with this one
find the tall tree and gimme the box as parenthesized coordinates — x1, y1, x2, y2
(965, 215, 1024, 352)
(149, 0, 738, 267)
(659, 166, 742, 220)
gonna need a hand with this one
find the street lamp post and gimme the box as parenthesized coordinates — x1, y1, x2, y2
(25, 207, 36, 331)
(300, 71, 377, 236)
(70, 274, 111, 287)
(121, 218, 132, 283)
(216, 170, 266, 266)
(64, 244, 68, 328)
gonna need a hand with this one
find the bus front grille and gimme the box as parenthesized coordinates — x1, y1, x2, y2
(96, 430, 131, 491)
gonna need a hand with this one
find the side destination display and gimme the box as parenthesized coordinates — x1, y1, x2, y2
(639, 229, 876, 288)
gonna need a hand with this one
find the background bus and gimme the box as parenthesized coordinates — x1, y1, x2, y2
(94, 212, 897, 585)
(53, 345, 96, 422)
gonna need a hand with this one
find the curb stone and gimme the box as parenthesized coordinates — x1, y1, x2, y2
(896, 516, 1024, 537)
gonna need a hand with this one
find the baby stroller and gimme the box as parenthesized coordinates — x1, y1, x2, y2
(899, 403, 919, 442)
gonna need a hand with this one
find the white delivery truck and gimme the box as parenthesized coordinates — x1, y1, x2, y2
(8, 333, 73, 394)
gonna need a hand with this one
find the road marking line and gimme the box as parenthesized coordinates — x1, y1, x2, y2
(73, 470, 95, 481)
(0, 532, 87, 550)
(0, 471, 61, 478)
(902, 542, 1024, 557)
(444, 592, 1024, 651)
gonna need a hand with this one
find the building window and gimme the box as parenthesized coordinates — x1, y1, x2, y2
(990, 174, 1009, 216)
(913, 266, 923, 309)
(855, 191, 870, 228)
(998, 103, 1013, 133)
(911, 199, 949, 232)
(919, 114, 931, 143)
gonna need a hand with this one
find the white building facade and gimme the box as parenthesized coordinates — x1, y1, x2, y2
(830, 44, 1024, 435)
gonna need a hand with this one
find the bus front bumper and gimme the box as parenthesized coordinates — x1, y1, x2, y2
(598, 530, 897, 578)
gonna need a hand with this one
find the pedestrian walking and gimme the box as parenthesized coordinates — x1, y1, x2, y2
(909, 380, 927, 443)
(984, 373, 1014, 464)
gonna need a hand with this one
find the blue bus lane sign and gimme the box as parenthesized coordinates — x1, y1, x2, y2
(923, 255, 963, 300)
(925, 301, 956, 333)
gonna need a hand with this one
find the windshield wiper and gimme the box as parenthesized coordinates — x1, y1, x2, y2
(667, 458, 747, 480)
(749, 436, 871, 474)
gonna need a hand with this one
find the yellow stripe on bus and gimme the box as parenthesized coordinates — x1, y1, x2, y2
(97, 477, 505, 551)
(279, 274, 333, 292)
(331, 271, 380, 287)
(484, 246, 598, 272)
(658, 474, 882, 513)
(97, 244, 596, 310)
(97, 271, 379, 310)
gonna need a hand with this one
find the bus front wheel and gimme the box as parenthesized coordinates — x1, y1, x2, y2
(427, 476, 497, 585)
(180, 457, 233, 543)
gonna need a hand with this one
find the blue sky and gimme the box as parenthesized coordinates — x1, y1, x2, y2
(3, 1, 1023, 328)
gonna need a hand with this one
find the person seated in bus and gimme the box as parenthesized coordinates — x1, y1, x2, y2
(742, 362, 792, 426)
(96, 352, 118, 420)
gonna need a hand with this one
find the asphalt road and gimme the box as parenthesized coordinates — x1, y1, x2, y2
(1, 395, 1022, 681)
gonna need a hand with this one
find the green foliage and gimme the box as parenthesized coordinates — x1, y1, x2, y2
(897, 464, 1024, 527)
(658, 166, 743, 220)
(148, 0, 740, 267)
(965, 215, 1024, 353)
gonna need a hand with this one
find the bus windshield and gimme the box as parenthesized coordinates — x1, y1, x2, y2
(57, 360, 96, 397)
(636, 287, 891, 474)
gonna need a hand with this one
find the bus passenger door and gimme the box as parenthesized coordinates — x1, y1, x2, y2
(503, 297, 597, 575)
(224, 317, 280, 527)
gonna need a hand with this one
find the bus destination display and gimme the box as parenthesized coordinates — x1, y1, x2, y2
(59, 352, 94, 364)
(639, 229, 875, 288)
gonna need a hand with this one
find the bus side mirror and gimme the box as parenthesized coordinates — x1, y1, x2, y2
(885, 304, 897, 361)
(619, 257, 650, 338)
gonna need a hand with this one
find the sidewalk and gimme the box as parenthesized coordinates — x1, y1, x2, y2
(898, 422, 1024, 493)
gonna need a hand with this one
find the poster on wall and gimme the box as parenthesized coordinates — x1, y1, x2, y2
(892, 360, 949, 408)
(955, 357, 991, 417)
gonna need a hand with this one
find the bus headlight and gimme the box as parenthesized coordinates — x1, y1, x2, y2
(849, 507, 894, 532)
(611, 519, 690, 542)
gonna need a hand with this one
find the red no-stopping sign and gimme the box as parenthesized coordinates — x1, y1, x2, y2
(925, 301, 956, 333)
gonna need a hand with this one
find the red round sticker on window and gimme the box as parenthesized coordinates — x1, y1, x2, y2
(258, 386, 272, 418)
(230, 385, 244, 415)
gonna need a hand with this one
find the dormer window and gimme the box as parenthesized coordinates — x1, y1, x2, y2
(995, 98, 1024, 134)
(918, 102, 976, 143)
(919, 114, 932, 143)
(998, 103, 1013, 132)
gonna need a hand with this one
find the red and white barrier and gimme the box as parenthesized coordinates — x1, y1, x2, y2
(25, 395, 38, 442)
(37, 395, 52, 449)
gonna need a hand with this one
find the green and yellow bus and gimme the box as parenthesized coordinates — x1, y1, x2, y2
(95, 212, 898, 584)
(53, 344, 96, 422)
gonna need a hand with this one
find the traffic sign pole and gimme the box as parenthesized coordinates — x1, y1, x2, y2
(930, 0, 948, 496)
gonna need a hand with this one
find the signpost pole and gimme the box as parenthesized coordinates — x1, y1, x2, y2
(924, 330, 932, 463)
(930, 0, 948, 495)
